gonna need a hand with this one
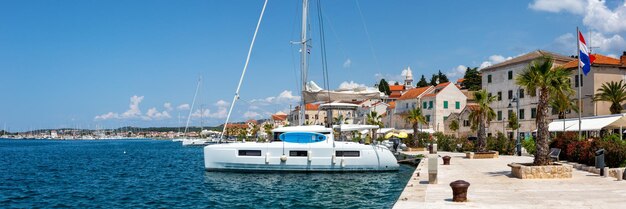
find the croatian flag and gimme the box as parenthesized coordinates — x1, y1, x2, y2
(578, 31, 596, 76)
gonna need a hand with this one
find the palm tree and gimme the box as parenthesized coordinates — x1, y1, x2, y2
(594, 80, 626, 114)
(549, 90, 579, 119)
(366, 111, 384, 128)
(404, 107, 427, 146)
(468, 90, 496, 152)
(516, 56, 572, 166)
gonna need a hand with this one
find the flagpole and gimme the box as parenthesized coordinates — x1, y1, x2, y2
(577, 27, 582, 138)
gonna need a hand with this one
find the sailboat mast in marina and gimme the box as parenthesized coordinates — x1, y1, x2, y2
(203, 0, 399, 172)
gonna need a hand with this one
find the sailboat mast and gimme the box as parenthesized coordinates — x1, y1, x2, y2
(185, 77, 202, 135)
(299, 0, 309, 126)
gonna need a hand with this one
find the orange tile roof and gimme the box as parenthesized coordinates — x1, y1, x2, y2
(388, 101, 396, 109)
(305, 103, 320, 110)
(398, 86, 432, 100)
(226, 124, 248, 128)
(389, 85, 405, 91)
(435, 82, 451, 88)
(271, 114, 287, 121)
(481, 50, 574, 72)
(456, 78, 464, 83)
(389, 92, 402, 98)
(422, 93, 436, 98)
(562, 54, 624, 69)
(398, 86, 430, 100)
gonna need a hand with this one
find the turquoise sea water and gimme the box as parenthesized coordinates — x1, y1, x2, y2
(0, 139, 414, 208)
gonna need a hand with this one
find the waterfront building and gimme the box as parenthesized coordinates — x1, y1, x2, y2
(270, 111, 288, 127)
(561, 52, 626, 118)
(444, 103, 477, 138)
(480, 50, 574, 138)
(355, 100, 389, 125)
(289, 102, 358, 126)
(391, 82, 467, 132)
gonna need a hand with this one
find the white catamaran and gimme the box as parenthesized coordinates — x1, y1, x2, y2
(203, 0, 399, 172)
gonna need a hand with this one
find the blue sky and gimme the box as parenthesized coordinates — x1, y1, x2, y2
(1, 0, 626, 131)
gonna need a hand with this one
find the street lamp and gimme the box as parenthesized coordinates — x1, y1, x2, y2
(508, 96, 521, 156)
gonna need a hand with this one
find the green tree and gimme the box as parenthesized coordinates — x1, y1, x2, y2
(462, 67, 481, 91)
(449, 119, 459, 138)
(366, 111, 384, 128)
(378, 79, 391, 95)
(429, 74, 439, 86)
(437, 70, 449, 83)
(263, 123, 274, 142)
(516, 56, 572, 166)
(468, 90, 497, 152)
(594, 80, 626, 114)
(550, 90, 579, 119)
(403, 107, 427, 147)
(250, 123, 260, 140)
(416, 75, 429, 87)
(507, 112, 520, 130)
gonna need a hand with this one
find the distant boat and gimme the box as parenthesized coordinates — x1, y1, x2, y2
(173, 77, 201, 145)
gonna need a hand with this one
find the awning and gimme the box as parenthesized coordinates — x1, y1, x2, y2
(548, 114, 626, 132)
(397, 128, 436, 134)
(333, 124, 379, 132)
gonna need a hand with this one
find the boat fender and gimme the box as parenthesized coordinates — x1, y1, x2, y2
(332, 154, 336, 164)
(340, 158, 346, 168)
(265, 153, 270, 164)
(307, 150, 312, 162)
(280, 155, 288, 162)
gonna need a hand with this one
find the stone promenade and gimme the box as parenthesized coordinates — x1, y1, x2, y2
(393, 152, 626, 209)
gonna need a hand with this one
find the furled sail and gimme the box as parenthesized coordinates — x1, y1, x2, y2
(302, 81, 382, 102)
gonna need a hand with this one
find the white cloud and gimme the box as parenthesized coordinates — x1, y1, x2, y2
(478, 55, 513, 69)
(121, 95, 143, 118)
(164, 102, 173, 111)
(209, 100, 229, 119)
(177, 103, 190, 110)
(191, 109, 210, 118)
(375, 68, 409, 83)
(253, 90, 301, 104)
(338, 81, 368, 90)
(583, 0, 626, 34)
(215, 100, 229, 107)
(549, 33, 576, 54)
(588, 31, 626, 53)
(529, 0, 585, 14)
(445, 65, 468, 79)
(343, 59, 352, 68)
(95, 112, 119, 120)
(145, 108, 171, 120)
(95, 95, 145, 120)
(533, 0, 626, 55)
(244, 111, 261, 118)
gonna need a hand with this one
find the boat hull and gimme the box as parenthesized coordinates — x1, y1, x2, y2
(203, 141, 399, 172)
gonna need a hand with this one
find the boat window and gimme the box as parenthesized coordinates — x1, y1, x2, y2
(273, 132, 283, 141)
(336, 151, 360, 157)
(289, 150, 308, 157)
(238, 150, 262, 156)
